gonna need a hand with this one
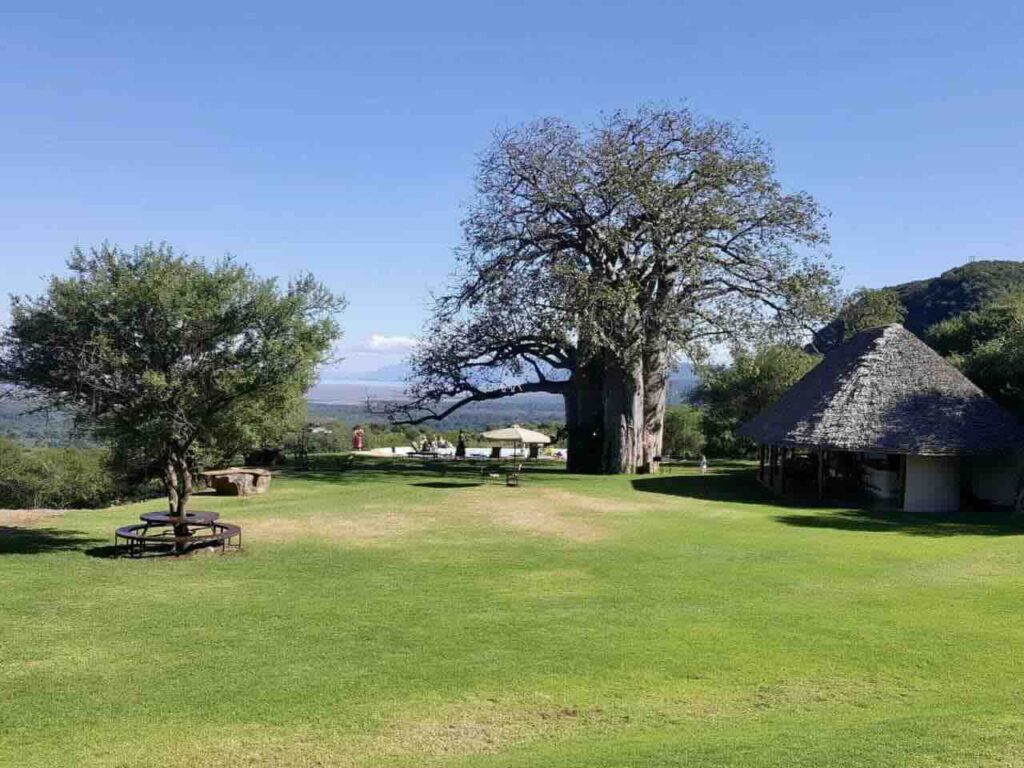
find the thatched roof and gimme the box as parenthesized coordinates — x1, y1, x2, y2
(738, 324, 1024, 455)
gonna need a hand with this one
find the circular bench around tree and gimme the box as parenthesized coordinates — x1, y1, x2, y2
(115, 518, 242, 558)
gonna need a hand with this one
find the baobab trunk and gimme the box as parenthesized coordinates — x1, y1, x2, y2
(564, 357, 604, 474)
(601, 355, 645, 473)
(638, 343, 670, 474)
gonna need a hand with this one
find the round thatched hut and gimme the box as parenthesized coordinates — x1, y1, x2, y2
(738, 325, 1024, 512)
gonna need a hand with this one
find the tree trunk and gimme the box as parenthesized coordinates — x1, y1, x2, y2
(638, 343, 670, 474)
(163, 459, 179, 517)
(164, 451, 193, 552)
(174, 456, 192, 518)
(564, 358, 604, 474)
(602, 354, 645, 474)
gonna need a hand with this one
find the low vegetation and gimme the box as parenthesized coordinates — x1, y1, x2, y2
(927, 290, 1024, 417)
(0, 438, 124, 509)
(660, 403, 704, 458)
(833, 287, 907, 342)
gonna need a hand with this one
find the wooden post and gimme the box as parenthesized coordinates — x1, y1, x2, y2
(898, 454, 907, 511)
(816, 450, 825, 500)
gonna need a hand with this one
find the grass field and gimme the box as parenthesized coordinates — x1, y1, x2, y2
(3, 458, 1024, 767)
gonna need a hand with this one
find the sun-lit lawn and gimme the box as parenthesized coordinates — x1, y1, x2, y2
(3, 457, 1024, 767)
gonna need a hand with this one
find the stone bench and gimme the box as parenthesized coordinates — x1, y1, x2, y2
(200, 467, 272, 496)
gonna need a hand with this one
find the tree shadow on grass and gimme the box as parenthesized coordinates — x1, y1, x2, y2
(632, 466, 1024, 537)
(0, 526, 105, 555)
(412, 481, 484, 489)
(775, 508, 1024, 537)
(632, 467, 776, 505)
(82, 544, 124, 559)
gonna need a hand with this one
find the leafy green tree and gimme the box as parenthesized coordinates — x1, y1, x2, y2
(0, 244, 344, 525)
(927, 292, 1024, 415)
(307, 419, 349, 453)
(837, 288, 906, 340)
(693, 345, 818, 457)
(661, 404, 705, 458)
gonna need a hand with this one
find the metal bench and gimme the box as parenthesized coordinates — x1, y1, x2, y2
(114, 521, 242, 558)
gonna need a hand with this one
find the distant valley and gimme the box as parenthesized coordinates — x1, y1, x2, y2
(306, 362, 698, 429)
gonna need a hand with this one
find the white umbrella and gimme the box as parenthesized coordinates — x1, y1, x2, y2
(480, 424, 550, 458)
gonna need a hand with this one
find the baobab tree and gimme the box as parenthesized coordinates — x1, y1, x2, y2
(383, 107, 838, 473)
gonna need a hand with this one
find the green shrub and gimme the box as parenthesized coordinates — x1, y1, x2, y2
(693, 345, 819, 458)
(0, 437, 124, 509)
(662, 404, 705, 459)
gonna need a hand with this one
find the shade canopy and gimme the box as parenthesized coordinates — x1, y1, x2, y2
(738, 324, 1024, 456)
(480, 425, 551, 444)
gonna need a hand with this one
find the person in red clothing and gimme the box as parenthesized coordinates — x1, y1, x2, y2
(351, 425, 365, 451)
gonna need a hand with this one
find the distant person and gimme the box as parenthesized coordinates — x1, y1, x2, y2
(351, 425, 365, 451)
(700, 454, 708, 475)
(455, 432, 466, 459)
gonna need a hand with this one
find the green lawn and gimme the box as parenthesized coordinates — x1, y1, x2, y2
(3, 458, 1024, 767)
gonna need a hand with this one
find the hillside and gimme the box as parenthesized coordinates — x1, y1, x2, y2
(817, 260, 1024, 347)
(895, 260, 1024, 335)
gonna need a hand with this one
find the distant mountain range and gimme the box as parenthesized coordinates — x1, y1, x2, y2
(347, 362, 412, 382)
(309, 378, 405, 404)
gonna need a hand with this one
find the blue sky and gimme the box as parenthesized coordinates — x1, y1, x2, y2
(2, 1, 1022, 374)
